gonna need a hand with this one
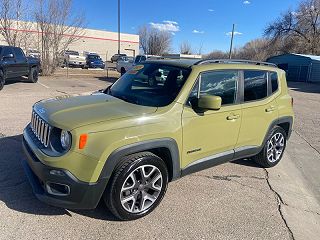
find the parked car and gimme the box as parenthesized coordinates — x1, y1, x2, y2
(61, 50, 86, 68)
(26, 49, 41, 59)
(116, 55, 147, 75)
(111, 53, 127, 63)
(85, 54, 105, 69)
(22, 59, 294, 220)
(0, 46, 41, 91)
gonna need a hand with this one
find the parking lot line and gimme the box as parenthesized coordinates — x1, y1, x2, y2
(38, 82, 50, 89)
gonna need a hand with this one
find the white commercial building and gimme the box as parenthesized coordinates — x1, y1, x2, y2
(0, 21, 139, 61)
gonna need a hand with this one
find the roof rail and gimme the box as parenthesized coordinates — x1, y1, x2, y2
(194, 59, 277, 67)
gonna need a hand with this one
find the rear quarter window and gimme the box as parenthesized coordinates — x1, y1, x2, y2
(244, 70, 268, 102)
(270, 72, 279, 93)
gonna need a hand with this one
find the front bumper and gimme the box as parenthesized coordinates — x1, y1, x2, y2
(88, 63, 105, 69)
(22, 133, 107, 210)
(68, 61, 85, 67)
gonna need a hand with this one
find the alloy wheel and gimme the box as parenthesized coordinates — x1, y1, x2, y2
(267, 132, 285, 163)
(120, 165, 163, 213)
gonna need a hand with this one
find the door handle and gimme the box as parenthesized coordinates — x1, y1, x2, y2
(227, 114, 240, 120)
(265, 106, 276, 112)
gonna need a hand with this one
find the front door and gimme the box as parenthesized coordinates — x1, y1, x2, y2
(182, 70, 242, 171)
(2, 47, 16, 78)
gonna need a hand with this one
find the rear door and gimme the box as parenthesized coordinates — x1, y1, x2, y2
(13, 47, 29, 76)
(235, 70, 279, 155)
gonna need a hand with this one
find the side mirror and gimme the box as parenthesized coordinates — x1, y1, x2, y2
(197, 95, 222, 111)
(3, 53, 14, 60)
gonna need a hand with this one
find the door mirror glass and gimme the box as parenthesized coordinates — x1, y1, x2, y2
(3, 53, 14, 59)
(197, 95, 222, 110)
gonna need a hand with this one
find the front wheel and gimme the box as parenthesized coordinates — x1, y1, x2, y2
(0, 71, 5, 91)
(253, 126, 287, 168)
(104, 152, 168, 220)
(28, 67, 39, 83)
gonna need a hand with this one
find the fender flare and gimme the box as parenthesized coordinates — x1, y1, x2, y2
(98, 138, 181, 182)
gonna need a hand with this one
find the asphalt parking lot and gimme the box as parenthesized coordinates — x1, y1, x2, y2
(0, 69, 319, 240)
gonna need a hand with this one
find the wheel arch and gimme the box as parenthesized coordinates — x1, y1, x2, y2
(262, 116, 293, 147)
(99, 138, 181, 183)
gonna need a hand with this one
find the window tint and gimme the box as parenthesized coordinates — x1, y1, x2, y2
(270, 72, 279, 93)
(199, 70, 238, 105)
(13, 48, 25, 60)
(244, 71, 268, 102)
(2, 47, 14, 57)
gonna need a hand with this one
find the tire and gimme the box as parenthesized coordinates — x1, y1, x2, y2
(253, 126, 287, 168)
(120, 68, 126, 76)
(0, 71, 6, 91)
(28, 67, 39, 83)
(0, 70, 5, 91)
(104, 152, 168, 221)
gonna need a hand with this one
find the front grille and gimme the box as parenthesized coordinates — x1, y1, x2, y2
(31, 111, 51, 147)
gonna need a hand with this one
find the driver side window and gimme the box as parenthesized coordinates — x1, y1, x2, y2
(188, 70, 239, 106)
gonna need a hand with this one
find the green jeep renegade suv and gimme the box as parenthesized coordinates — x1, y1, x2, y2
(22, 59, 294, 220)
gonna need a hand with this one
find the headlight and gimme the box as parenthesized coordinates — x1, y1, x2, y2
(60, 130, 72, 150)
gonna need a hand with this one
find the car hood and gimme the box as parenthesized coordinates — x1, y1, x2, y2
(33, 93, 157, 130)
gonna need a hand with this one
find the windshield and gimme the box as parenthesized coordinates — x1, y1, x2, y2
(88, 55, 101, 60)
(66, 51, 79, 56)
(107, 63, 191, 107)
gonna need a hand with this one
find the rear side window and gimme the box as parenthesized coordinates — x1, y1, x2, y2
(244, 70, 268, 102)
(270, 72, 279, 93)
(13, 48, 25, 60)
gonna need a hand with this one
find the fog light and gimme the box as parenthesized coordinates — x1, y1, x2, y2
(46, 182, 70, 196)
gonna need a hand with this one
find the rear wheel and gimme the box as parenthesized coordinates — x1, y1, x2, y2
(104, 152, 168, 220)
(28, 67, 39, 83)
(253, 126, 287, 168)
(0, 71, 5, 91)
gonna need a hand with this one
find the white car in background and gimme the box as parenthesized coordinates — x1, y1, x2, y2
(116, 55, 147, 75)
(61, 50, 86, 68)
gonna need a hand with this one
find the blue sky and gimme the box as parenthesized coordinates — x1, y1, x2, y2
(75, 0, 301, 54)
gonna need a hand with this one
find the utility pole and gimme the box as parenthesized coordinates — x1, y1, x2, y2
(228, 24, 235, 59)
(118, 0, 121, 54)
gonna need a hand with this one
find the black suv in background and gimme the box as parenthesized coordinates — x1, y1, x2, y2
(0, 46, 41, 91)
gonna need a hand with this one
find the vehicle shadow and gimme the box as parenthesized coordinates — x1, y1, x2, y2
(231, 158, 264, 168)
(0, 134, 118, 221)
(288, 82, 320, 94)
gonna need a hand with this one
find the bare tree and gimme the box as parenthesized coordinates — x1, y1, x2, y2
(138, 25, 172, 55)
(138, 25, 148, 54)
(0, 0, 33, 47)
(197, 42, 204, 55)
(265, 0, 320, 55)
(35, 0, 85, 75)
(180, 41, 192, 54)
(205, 50, 229, 59)
(234, 38, 281, 61)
